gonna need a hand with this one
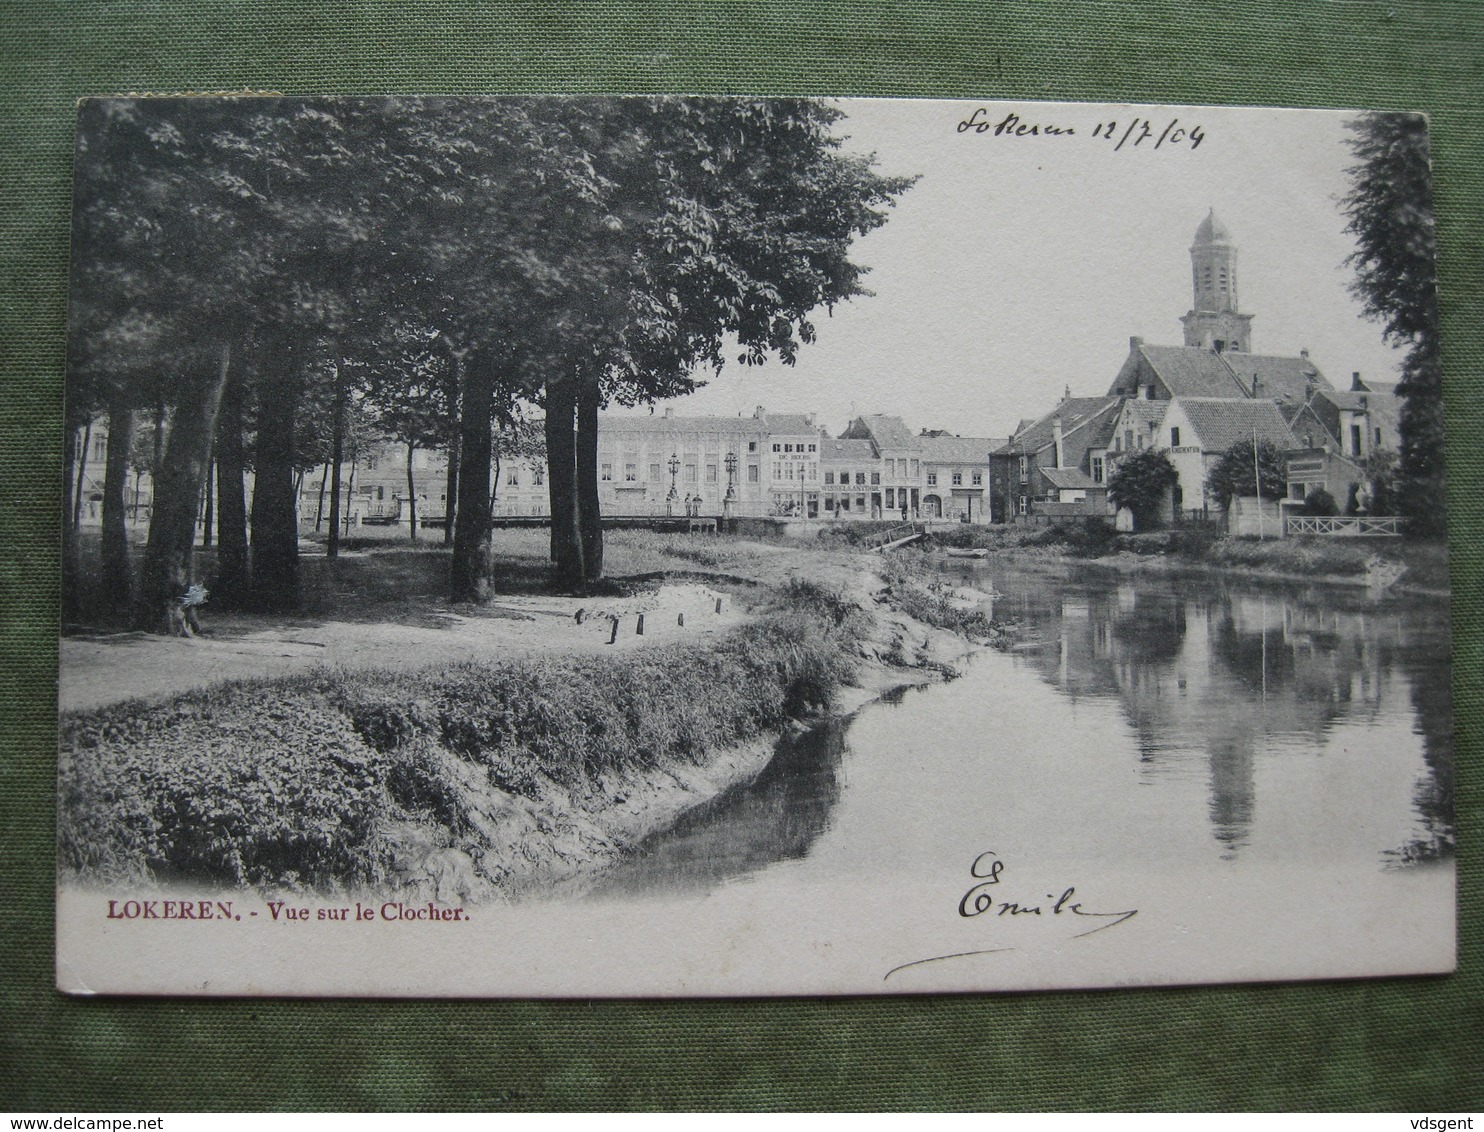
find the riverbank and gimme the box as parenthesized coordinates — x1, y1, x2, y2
(58, 543, 1006, 901)
(831, 520, 1450, 598)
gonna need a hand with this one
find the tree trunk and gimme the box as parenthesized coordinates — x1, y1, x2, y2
(406, 439, 418, 541)
(545, 375, 582, 586)
(62, 417, 81, 623)
(327, 362, 345, 558)
(441, 340, 463, 546)
(576, 372, 603, 583)
(250, 357, 301, 612)
(450, 347, 496, 602)
(99, 398, 135, 622)
(314, 463, 329, 530)
(134, 345, 231, 635)
(152, 395, 166, 484)
(72, 418, 91, 529)
(214, 369, 249, 606)
(200, 453, 214, 547)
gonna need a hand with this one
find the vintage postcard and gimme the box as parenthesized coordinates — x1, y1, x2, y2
(57, 97, 1454, 996)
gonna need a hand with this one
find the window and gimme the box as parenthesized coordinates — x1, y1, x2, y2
(808, 443, 817, 453)
(706, 464, 717, 482)
(856, 496, 866, 511)
(785, 443, 793, 453)
(507, 467, 520, 485)
(685, 464, 697, 483)
(1124, 429, 1133, 451)
(93, 435, 107, 460)
(1018, 456, 1028, 483)
(856, 472, 866, 486)
(1170, 427, 1180, 447)
(885, 488, 895, 509)
(624, 463, 637, 482)
(1375, 427, 1383, 446)
(824, 497, 835, 510)
(910, 459, 919, 478)
(926, 472, 937, 486)
(601, 463, 613, 481)
(365, 453, 378, 471)
(749, 441, 757, 452)
(1091, 457, 1104, 484)
(772, 444, 781, 453)
(839, 496, 850, 512)
(534, 466, 545, 486)
(824, 471, 834, 485)
(649, 463, 661, 481)
(773, 465, 782, 481)
(784, 463, 795, 481)
(871, 472, 880, 485)
(1144, 384, 1156, 401)
(748, 464, 759, 483)
(1351, 424, 1363, 456)
(951, 472, 962, 486)
(971, 471, 983, 486)
(1018, 496, 1028, 516)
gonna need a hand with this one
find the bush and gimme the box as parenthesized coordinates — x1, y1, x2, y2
(58, 584, 864, 891)
(1301, 488, 1339, 516)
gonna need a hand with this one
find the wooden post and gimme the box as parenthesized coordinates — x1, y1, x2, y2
(636, 613, 645, 636)
(609, 616, 620, 644)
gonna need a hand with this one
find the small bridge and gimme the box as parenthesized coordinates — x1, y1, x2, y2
(864, 522, 926, 552)
(1285, 515, 1404, 538)
(478, 515, 719, 534)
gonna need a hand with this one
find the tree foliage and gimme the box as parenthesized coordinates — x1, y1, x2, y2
(1106, 449, 1177, 530)
(1340, 112, 1445, 537)
(1207, 439, 1287, 511)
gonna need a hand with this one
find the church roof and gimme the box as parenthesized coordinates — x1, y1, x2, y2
(1138, 344, 1249, 398)
(1194, 208, 1232, 245)
(1175, 398, 1298, 454)
(1219, 352, 1332, 405)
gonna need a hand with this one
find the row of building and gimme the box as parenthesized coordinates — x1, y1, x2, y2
(73, 210, 1400, 533)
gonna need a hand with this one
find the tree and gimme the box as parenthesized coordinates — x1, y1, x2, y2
(1301, 487, 1339, 517)
(1207, 439, 1287, 512)
(1107, 449, 1177, 530)
(1340, 113, 1445, 537)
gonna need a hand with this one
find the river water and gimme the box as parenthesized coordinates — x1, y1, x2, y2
(578, 558, 1455, 993)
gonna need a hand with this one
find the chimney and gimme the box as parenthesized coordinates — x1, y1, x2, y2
(1352, 371, 1364, 391)
(1130, 336, 1144, 352)
(664, 407, 674, 419)
(805, 412, 816, 428)
(755, 405, 766, 420)
(1052, 416, 1065, 468)
(1251, 375, 1259, 398)
(1300, 347, 1309, 360)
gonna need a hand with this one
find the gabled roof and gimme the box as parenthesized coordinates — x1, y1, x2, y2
(1175, 398, 1298, 454)
(919, 435, 1004, 464)
(840, 414, 920, 451)
(1003, 397, 1121, 455)
(820, 437, 878, 461)
(1219, 352, 1332, 405)
(1041, 467, 1100, 491)
(761, 412, 818, 436)
(1138, 344, 1248, 398)
(1117, 398, 1169, 429)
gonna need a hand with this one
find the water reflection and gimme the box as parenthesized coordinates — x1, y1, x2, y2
(966, 563, 1454, 865)
(588, 711, 852, 897)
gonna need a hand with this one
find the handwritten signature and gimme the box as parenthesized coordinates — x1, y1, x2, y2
(883, 850, 1138, 981)
(956, 108, 1205, 151)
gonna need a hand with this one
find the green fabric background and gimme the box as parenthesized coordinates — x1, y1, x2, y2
(3, 0, 1480, 1112)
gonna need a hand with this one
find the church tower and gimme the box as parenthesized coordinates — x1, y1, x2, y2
(1180, 209, 1253, 353)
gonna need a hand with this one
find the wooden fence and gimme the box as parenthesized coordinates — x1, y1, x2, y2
(1284, 515, 1404, 537)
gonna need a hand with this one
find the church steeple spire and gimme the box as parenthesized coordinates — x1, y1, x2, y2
(1180, 208, 1253, 353)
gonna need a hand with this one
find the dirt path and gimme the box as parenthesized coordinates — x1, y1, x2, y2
(59, 582, 743, 714)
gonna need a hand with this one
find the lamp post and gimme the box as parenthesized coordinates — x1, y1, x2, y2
(723, 451, 737, 520)
(667, 452, 680, 516)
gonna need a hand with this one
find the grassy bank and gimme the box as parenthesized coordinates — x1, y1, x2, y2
(894, 521, 1450, 593)
(59, 579, 867, 895)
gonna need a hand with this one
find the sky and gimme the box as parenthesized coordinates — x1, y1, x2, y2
(611, 99, 1409, 440)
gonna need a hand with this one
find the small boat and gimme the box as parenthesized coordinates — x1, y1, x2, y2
(945, 547, 990, 559)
